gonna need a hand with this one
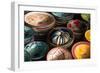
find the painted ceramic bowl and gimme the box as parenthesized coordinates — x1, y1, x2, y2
(47, 47, 72, 61)
(52, 12, 74, 24)
(24, 26, 34, 45)
(81, 14, 90, 22)
(67, 19, 89, 40)
(85, 30, 90, 41)
(71, 42, 90, 59)
(25, 41, 49, 60)
(48, 27, 74, 48)
(24, 49, 31, 61)
(24, 12, 56, 32)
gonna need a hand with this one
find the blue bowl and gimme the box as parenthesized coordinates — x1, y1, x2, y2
(52, 12, 74, 24)
(25, 41, 49, 60)
(24, 26, 34, 45)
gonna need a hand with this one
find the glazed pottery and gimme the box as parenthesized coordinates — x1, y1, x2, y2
(85, 30, 90, 41)
(25, 41, 49, 60)
(24, 26, 34, 45)
(81, 14, 90, 22)
(67, 19, 89, 40)
(52, 12, 74, 24)
(47, 47, 72, 61)
(24, 12, 56, 32)
(71, 41, 90, 59)
(48, 27, 74, 48)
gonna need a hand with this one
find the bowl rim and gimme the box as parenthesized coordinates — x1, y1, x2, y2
(24, 12, 56, 28)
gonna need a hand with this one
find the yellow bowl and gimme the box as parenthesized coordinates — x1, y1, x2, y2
(85, 30, 90, 41)
(72, 42, 90, 59)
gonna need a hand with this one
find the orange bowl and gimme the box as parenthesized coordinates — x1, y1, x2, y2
(71, 42, 90, 59)
(85, 30, 90, 41)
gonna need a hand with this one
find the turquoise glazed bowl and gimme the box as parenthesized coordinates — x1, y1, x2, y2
(24, 26, 34, 45)
(25, 41, 49, 60)
(24, 49, 31, 61)
(52, 12, 74, 24)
